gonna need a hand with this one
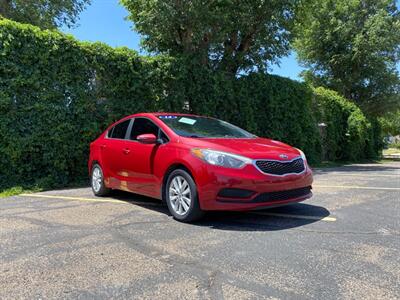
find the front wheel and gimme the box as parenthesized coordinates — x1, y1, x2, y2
(91, 164, 110, 196)
(165, 169, 204, 222)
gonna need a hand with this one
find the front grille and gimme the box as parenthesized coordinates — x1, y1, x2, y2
(255, 158, 305, 175)
(252, 186, 312, 203)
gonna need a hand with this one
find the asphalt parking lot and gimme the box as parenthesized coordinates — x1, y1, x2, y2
(1, 161, 399, 299)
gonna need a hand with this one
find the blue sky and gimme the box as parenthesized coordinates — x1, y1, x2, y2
(62, 0, 305, 80)
(62, 0, 398, 81)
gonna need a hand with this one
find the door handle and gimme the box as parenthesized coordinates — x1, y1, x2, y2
(123, 148, 130, 154)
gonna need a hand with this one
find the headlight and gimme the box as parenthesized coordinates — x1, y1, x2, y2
(296, 148, 307, 161)
(191, 148, 252, 169)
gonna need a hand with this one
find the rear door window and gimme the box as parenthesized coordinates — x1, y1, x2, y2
(109, 119, 131, 139)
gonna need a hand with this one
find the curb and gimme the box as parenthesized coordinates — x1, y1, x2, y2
(383, 154, 400, 161)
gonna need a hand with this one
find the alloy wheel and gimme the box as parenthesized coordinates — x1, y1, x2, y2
(92, 166, 102, 193)
(169, 175, 192, 215)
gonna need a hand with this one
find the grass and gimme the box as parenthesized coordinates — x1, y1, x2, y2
(0, 185, 43, 198)
(0, 179, 88, 198)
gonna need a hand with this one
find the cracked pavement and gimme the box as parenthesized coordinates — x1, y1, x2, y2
(1, 161, 399, 299)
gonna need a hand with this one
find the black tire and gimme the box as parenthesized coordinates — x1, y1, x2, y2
(165, 169, 205, 222)
(91, 164, 111, 196)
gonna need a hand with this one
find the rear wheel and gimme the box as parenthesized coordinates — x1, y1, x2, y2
(165, 169, 204, 222)
(91, 164, 110, 196)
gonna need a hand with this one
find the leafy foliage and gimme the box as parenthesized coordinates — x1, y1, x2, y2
(0, 0, 91, 29)
(0, 19, 380, 189)
(164, 66, 322, 161)
(379, 110, 400, 136)
(294, 0, 400, 115)
(313, 87, 381, 161)
(0, 19, 162, 188)
(120, 0, 297, 74)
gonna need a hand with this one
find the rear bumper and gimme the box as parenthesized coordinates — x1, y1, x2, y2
(195, 163, 313, 211)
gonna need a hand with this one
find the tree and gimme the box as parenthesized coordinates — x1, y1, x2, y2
(379, 110, 400, 136)
(0, 0, 91, 29)
(120, 0, 298, 75)
(294, 0, 400, 115)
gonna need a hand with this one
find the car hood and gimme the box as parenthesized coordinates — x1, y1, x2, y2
(181, 137, 301, 160)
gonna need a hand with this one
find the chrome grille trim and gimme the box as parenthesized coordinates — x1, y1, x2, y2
(253, 156, 306, 176)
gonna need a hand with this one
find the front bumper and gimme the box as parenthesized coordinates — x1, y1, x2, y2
(195, 163, 313, 211)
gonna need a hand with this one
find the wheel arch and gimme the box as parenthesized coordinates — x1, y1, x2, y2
(91, 160, 100, 169)
(161, 162, 195, 203)
(89, 160, 100, 176)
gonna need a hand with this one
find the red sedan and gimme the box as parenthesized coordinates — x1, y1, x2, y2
(89, 113, 313, 222)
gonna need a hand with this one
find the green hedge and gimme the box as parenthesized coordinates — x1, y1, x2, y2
(0, 20, 380, 189)
(162, 64, 322, 162)
(312, 87, 380, 161)
(0, 20, 169, 188)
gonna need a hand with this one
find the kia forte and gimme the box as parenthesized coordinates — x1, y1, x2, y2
(89, 113, 313, 222)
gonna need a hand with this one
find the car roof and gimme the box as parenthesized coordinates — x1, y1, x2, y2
(126, 112, 206, 118)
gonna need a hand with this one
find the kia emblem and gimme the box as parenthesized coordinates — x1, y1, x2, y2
(279, 154, 288, 159)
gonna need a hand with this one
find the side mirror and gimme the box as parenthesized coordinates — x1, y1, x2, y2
(137, 133, 158, 144)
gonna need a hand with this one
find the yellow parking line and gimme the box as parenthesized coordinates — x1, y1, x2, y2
(313, 185, 400, 191)
(252, 212, 336, 222)
(19, 193, 162, 207)
(20, 193, 125, 203)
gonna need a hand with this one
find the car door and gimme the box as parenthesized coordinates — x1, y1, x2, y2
(101, 119, 133, 189)
(124, 117, 167, 197)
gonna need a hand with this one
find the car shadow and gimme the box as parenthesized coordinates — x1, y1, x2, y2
(110, 190, 331, 232)
(192, 204, 331, 231)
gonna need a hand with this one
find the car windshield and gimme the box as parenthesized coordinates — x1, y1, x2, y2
(158, 115, 256, 138)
